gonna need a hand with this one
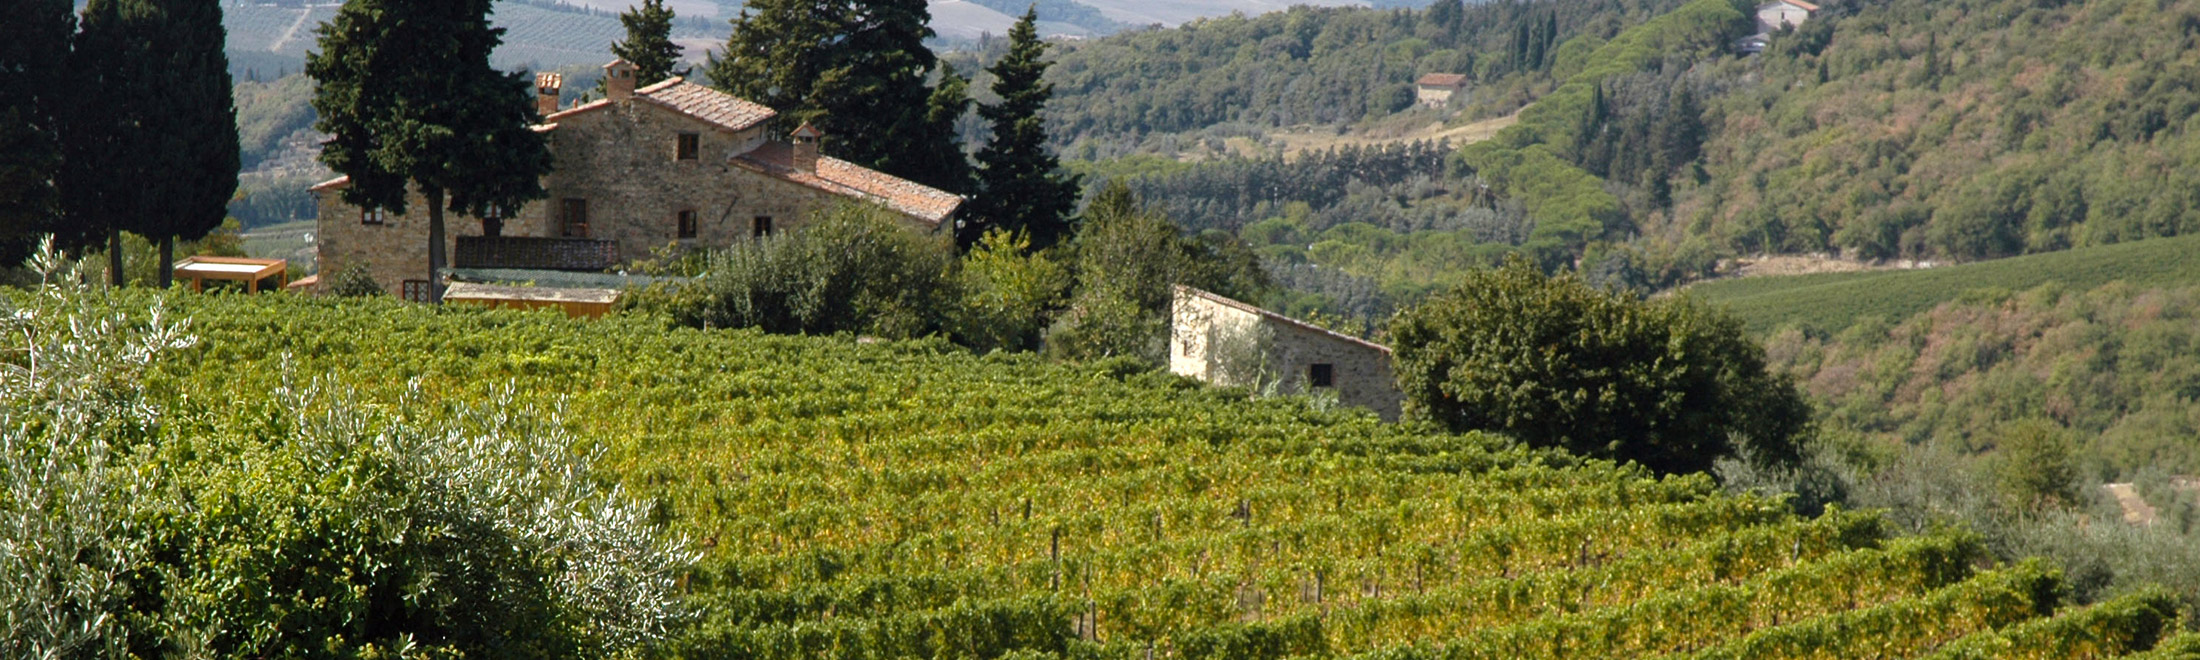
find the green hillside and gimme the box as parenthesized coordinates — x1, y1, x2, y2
(66, 288, 2188, 656)
(1688, 233, 2200, 335)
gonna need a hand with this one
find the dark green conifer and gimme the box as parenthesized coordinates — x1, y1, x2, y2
(613, 0, 684, 86)
(965, 8, 1082, 251)
(708, 0, 969, 189)
(308, 0, 553, 303)
(0, 0, 74, 266)
(67, 0, 239, 287)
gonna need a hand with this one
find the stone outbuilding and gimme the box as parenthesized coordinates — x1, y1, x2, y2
(1414, 73, 1470, 109)
(1169, 285, 1402, 421)
(310, 59, 963, 300)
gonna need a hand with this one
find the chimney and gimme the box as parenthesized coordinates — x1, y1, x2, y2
(603, 59, 637, 102)
(791, 121, 824, 173)
(536, 72, 563, 117)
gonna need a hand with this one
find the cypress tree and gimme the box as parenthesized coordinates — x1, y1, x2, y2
(707, 0, 968, 188)
(0, 0, 74, 266)
(612, 0, 683, 86)
(704, 0, 839, 122)
(308, 0, 553, 303)
(965, 8, 1082, 251)
(68, 0, 239, 287)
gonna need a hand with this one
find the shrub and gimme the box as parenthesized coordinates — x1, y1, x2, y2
(326, 263, 385, 297)
(1390, 256, 1811, 475)
(950, 229, 1072, 353)
(683, 202, 956, 338)
(0, 246, 695, 658)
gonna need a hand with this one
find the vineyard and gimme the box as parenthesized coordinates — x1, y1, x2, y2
(116, 291, 2200, 657)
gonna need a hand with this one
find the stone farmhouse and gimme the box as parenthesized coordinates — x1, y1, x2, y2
(1414, 73, 1470, 109)
(1169, 285, 1402, 421)
(310, 59, 963, 299)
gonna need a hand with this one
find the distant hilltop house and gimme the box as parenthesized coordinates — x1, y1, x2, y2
(310, 59, 963, 300)
(1414, 73, 1470, 109)
(1736, 0, 1817, 53)
(1169, 285, 1402, 421)
(1756, 0, 1817, 32)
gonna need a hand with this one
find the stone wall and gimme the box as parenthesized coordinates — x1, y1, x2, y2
(1169, 286, 1402, 421)
(315, 93, 940, 297)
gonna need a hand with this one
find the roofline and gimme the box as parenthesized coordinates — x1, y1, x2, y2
(536, 77, 776, 134)
(1174, 285, 1392, 355)
(310, 176, 349, 192)
(727, 156, 959, 226)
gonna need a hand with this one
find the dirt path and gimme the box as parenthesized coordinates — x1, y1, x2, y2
(1266, 111, 1521, 160)
(268, 8, 312, 54)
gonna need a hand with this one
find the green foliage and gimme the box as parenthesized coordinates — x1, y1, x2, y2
(67, 0, 241, 287)
(1692, 233, 2200, 336)
(948, 229, 1072, 352)
(670, 202, 957, 338)
(1, 251, 691, 657)
(0, 0, 72, 267)
(1046, 182, 1268, 362)
(706, 0, 969, 191)
(1452, 0, 1747, 259)
(1030, 0, 1694, 142)
(1679, 0, 2200, 260)
(326, 263, 386, 297)
(612, 0, 683, 86)
(1992, 419, 2080, 512)
(966, 7, 1084, 251)
(1392, 257, 1810, 476)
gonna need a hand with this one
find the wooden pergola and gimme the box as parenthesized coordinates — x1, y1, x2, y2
(174, 256, 288, 293)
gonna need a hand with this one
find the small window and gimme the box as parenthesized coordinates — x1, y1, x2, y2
(676, 133, 700, 161)
(561, 198, 589, 238)
(401, 279, 432, 303)
(752, 215, 774, 237)
(677, 210, 698, 239)
(362, 207, 387, 225)
(1309, 363, 1335, 388)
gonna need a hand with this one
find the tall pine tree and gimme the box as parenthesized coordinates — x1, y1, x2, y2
(0, 0, 74, 267)
(704, 0, 838, 121)
(67, 0, 239, 287)
(965, 7, 1081, 251)
(706, 0, 969, 191)
(309, 0, 553, 303)
(612, 0, 683, 86)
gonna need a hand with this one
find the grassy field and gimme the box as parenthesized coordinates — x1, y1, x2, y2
(113, 290, 2198, 658)
(1688, 233, 2200, 335)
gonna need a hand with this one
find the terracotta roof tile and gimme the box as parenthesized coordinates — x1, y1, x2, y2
(734, 142, 963, 225)
(538, 78, 777, 134)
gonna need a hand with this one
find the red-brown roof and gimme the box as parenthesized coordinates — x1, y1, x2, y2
(734, 142, 963, 226)
(541, 77, 776, 133)
(1416, 73, 1469, 88)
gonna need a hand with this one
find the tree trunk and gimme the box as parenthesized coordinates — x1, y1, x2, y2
(107, 228, 123, 287)
(426, 187, 446, 304)
(157, 236, 174, 289)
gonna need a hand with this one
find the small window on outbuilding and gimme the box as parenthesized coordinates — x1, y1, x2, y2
(676, 132, 700, 161)
(1309, 363, 1335, 388)
(753, 215, 774, 237)
(402, 279, 432, 303)
(362, 207, 387, 225)
(481, 205, 506, 237)
(677, 210, 698, 239)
